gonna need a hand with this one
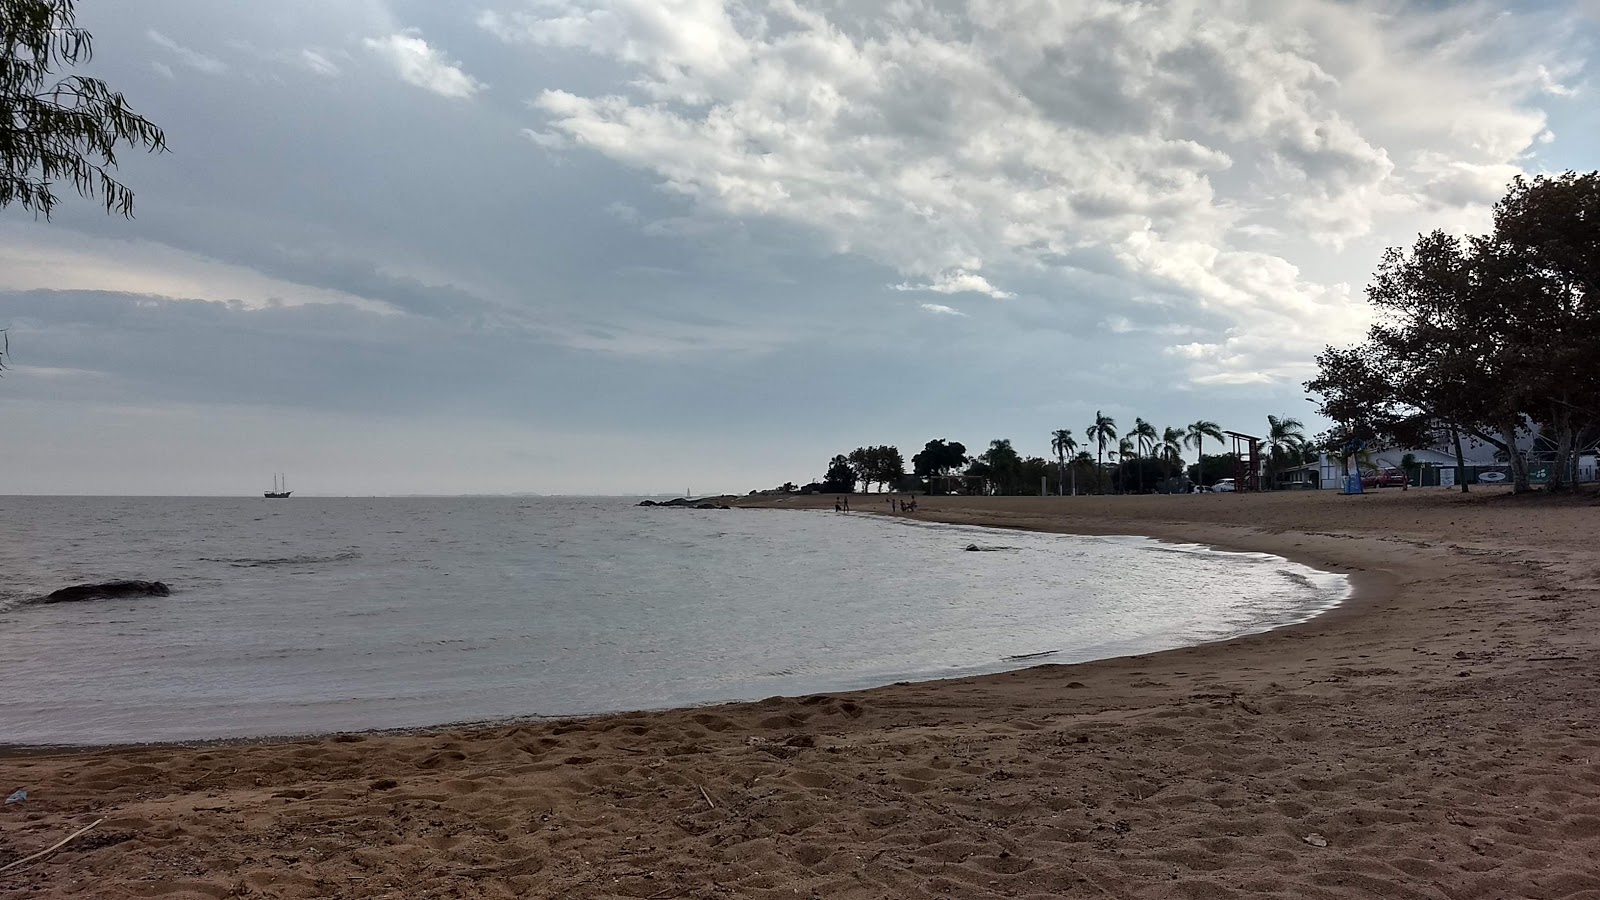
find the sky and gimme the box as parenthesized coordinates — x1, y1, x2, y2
(2, 0, 1597, 495)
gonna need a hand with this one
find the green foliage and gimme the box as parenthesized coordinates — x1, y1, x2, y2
(1188, 453, 1237, 487)
(1128, 418, 1157, 492)
(821, 455, 855, 493)
(1263, 415, 1308, 487)
(976, 438, 1022, 494)
(1086, 410, 1117, 493)
(1308, 172, 1600, 493)
(1159, 426, 1184, 475)
(1111, 456, 1166, 494)
(2, 0, 168, 217)
(1049, 428, 1076, 494)
(911, 439, 968, 477)
(1182, 421, 1223, 485)
(846, 445, 904, 492)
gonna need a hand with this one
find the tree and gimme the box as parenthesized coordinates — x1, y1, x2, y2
(1184, 421, 1224, 486)
(1159, 426, 1185, 478)
(1069, 450, 1095, 493)
(1116, 436, 1135, 492)
(847, 447, 873, 492)
(2, 0, 168, 217)
(979, 438, 1021, 495)
(1019, 456, 1054, 496)
(1308, 175, 1600, 495)
(1049, 428, 1077, 495)
(872, 445, 906, 491)
(1490, 173, 1600, 491)
(1263, 415, 1307, 488)
(1131, 418, 1157, 492)
(822, 455, 855, 493)
(912, 439, 968, 484)
(1190, 452, 1238, 487)
(1086, 411, 1117, 494)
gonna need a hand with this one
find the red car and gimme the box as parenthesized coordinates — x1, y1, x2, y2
(1360, 467, 1409, 488)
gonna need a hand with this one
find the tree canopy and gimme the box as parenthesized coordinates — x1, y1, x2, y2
(911, 439, 968, 478)
(2, 0, 167, 217)
(847, 445, 905, 493)
(1307, 172, 1600, 493)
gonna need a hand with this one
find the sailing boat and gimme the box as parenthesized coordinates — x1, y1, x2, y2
(264, 473, 292, 499)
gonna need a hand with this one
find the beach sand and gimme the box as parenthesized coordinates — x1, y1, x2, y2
(3, 488, 1599, 898)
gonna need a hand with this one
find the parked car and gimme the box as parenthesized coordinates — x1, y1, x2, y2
(1212, 478, 1237, 493)
(1360, 467, 1409, 488)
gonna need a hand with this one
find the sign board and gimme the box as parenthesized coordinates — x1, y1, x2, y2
(1440, 468, 1456, 488)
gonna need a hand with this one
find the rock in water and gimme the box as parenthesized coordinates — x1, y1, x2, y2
(41, 580, 172, 604)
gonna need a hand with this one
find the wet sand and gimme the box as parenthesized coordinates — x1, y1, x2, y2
(3, 488, 1599, 899)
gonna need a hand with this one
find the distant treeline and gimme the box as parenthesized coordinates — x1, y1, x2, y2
(772, 414, 1317, 496)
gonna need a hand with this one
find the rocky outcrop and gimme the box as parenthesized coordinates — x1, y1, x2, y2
(40, 580, 172, 604)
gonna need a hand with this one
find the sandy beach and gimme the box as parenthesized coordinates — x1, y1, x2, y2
(3, 488, 1598, 899)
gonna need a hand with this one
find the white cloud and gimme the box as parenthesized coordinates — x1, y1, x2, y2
(364, 31, 485, 99)
(521, 128, 570, 150)
(919, 303, 967, 317)
(299, 49, 342, 77)
(894, 270, 1014, 299)
(147, 30, 228, 74)
(484, 0, 1573, 385)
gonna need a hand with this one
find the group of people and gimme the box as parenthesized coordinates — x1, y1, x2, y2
(832, 495, 919, 513)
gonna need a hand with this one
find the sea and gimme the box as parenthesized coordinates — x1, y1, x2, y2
(0, 497, 1348, 746)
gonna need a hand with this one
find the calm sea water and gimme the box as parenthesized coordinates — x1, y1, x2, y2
(0, 497, 1346, 745)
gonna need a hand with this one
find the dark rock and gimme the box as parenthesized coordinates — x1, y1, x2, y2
(636, 500, 657, 506)
(41, 580, 171, 604)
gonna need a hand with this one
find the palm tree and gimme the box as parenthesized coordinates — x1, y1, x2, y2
(1117, 437, 1136, 493)
(1050, 428, 1078, 496)
(1160, 426, 1185, 478)
(1184, 420, 1224, 487)
(1264, 415, 1308, 488)
(1132, 418, 1158, 493)
(1086, 411, 1117, 494)
(983, 438, 1020, 495)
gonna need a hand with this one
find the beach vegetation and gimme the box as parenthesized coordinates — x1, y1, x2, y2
(1307, 171, 1599, 494)
(1050, 429, 1077, 495)
(1263, 415, 1310, 485)
(1, 0, 167, 218)
(822, 455, 856, 493)
(1184, 421, 1225, 486)
(1086, 411, 1118, 493)
(912, 439, 968, 479)
(1159, 427, 1185, 477)
(846, 445, 905, 493)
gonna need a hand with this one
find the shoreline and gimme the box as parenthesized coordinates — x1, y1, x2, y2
(0, 510, 1355, 756)
(4, 489, 1598, 898)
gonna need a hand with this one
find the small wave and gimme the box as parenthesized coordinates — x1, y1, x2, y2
(1005, 649, 1060, 661)
(202, 551, 361, 568)
(1277, 568, 1316, 590)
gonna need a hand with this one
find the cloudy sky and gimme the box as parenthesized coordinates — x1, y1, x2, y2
(3, 0, 1596, 495)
